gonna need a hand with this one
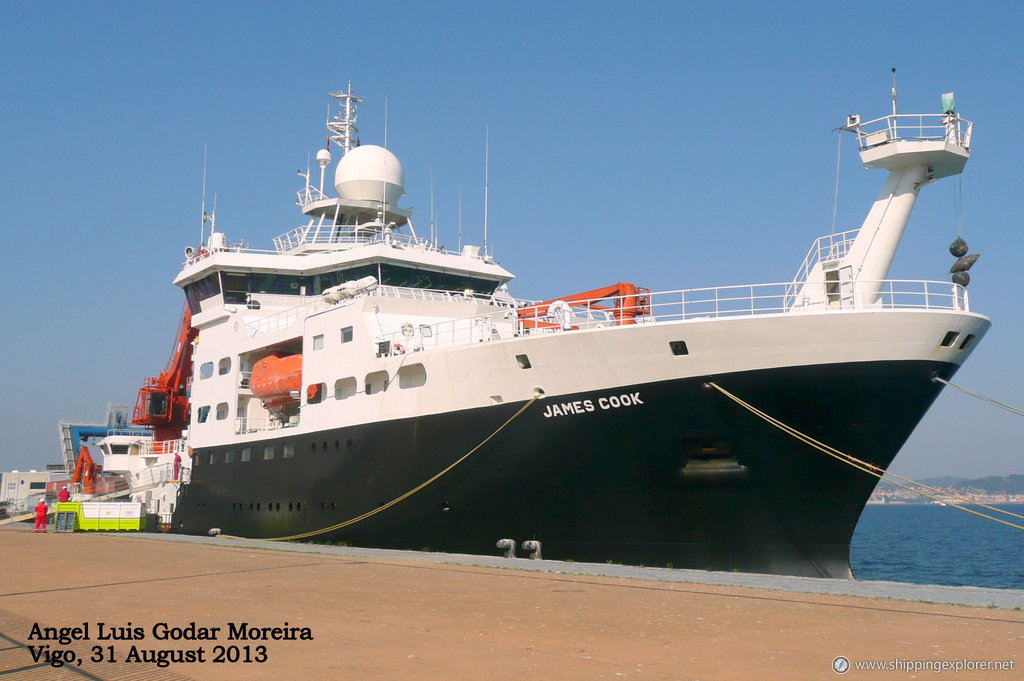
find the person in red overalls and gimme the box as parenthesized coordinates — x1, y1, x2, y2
(57, 486, 71, 503)
(34, 499, 48, 533)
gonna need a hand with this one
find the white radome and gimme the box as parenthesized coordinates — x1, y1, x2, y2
(334, 144, 405, 204)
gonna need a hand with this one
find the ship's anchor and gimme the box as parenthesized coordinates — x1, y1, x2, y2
(948, 237, 979, 287)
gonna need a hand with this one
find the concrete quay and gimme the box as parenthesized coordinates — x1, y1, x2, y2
(1, 525, 1021, 680)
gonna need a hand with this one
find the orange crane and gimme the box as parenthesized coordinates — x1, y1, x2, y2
(516, 282, 651, 329)
(132, 304, 198, 442)
(71, 445, 98, 497)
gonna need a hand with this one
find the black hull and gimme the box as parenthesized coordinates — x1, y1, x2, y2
(174, 360, 956, 577)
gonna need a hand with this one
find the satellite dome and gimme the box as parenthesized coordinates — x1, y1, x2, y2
(316, 148, 332, 167)
(334, 145, 404, 204)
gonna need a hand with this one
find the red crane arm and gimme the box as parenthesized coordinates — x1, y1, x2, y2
(132, 303, 198, 440)
(516, 282, 651, 327)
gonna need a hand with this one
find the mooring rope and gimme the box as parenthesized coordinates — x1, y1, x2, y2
(223, 393, 540, 542)
(931, 375, 1024, 417)
(706, 381, 1024, 533)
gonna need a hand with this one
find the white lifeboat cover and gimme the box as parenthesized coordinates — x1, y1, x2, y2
(334, 144, 405, 204)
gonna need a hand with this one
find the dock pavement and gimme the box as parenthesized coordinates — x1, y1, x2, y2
(1, 525, 1021, 680)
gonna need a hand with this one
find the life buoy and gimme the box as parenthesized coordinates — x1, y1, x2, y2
(393, 344, 405, 355)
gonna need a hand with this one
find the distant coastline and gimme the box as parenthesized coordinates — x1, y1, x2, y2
(868, 474, 1024, 505)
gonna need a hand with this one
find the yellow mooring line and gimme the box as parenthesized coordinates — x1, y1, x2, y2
(706, 381, 1024, 533)
(223, 393, 541, 542)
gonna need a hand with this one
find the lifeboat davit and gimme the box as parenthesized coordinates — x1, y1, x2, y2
(251, 353, 303, 409)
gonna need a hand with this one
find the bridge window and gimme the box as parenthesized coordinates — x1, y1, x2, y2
(184, 273, 221, 314)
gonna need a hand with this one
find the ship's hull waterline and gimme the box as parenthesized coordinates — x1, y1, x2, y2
(176, 358, 958, 578)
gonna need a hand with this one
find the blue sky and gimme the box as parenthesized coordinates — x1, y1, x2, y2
(2, 1, 1022, 479)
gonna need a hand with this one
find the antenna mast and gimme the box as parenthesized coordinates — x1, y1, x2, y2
(200, 145, 208, 249)
(891, 67, 898, 117)
(327, 81, 362, 154)
(483, 125, 489, 257)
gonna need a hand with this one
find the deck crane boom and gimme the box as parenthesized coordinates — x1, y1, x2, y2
(517, 282, 651, 329)
(132, 304, 198, 441)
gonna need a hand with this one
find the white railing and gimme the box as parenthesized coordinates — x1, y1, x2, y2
(246, 299, 329, 338)
(271, 222, 487, 260)
(273, 223, 424, 253)
(128, 462, 178, 491)
(373, 279, 970, 353)
(235, 416, 298, 434)
(853, 113, 972, 150)
(791, 228, 859, 285)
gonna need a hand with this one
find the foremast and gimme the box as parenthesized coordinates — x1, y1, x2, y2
(795, 95, 972, 308)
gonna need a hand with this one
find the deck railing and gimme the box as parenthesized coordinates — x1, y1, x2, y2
(853, 113, 973, 150)
(373, 279, 970, 353)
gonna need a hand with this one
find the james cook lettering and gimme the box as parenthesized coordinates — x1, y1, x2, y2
(542, 392, 644, 418)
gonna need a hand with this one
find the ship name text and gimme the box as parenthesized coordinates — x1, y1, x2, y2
(542, 392, 644, 419)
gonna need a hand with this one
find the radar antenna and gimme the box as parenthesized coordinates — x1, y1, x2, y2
(327, 81, 363, 155)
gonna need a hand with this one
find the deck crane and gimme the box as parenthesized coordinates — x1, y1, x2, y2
(71, 445, 99, 497)
(132, 304, 198, 442)
(517, 282, 651, 330)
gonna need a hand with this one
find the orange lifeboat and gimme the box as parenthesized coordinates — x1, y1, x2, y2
(251, 353, 303, 409)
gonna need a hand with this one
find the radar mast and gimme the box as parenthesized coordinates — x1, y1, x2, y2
(327, 82, 362, 155)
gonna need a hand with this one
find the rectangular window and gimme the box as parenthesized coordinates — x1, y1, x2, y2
(263, 445, 274, 460)
(197, 406, 211, 423)
(307, 382, 326, 404)
(283, 443, 294, 459)
(216, 403, 229, 420)
(29, 482, 46, 490)
(218, 357, 231, 375)
(241, 447, 252, 462)
(669, 340, 689, 356)
(341, 326, 354, 343)
(199, 362, 214, 379)
(221, 272, 250, 304)
(224, 450, 235, 463)
(312, 334, 325, 351)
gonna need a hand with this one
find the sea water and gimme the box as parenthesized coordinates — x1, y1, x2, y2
(851, 503, 1024, 589)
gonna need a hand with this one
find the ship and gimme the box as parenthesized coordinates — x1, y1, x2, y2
(159, 84, 987, 578)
